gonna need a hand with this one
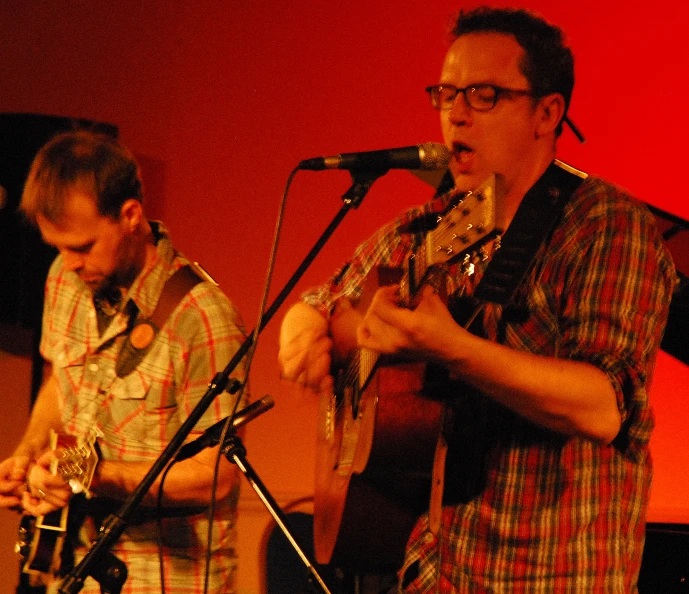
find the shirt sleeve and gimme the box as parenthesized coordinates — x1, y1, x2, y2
(556, 179, 676, 454)
(168, 282, 249, 432)
(302, 200, 441, 316)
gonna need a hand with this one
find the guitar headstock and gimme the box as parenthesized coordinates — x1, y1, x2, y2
(49, 430, 100, 498)
(425, 174, 497, 266)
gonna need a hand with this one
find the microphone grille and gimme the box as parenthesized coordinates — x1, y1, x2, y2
(418, 142, 451, 170)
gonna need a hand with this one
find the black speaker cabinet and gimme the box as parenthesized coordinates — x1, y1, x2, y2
(639, 523, 689, 592)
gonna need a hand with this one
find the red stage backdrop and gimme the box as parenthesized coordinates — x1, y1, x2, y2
(0, 1, 687, 591)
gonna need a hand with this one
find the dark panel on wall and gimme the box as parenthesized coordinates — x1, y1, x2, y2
(0, 113, 117, 334)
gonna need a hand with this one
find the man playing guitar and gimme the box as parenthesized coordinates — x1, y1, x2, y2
(0, 130, 247, 593)
(278, 7, 676, 592)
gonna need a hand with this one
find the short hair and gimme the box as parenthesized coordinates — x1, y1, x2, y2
(21, 129, 143, 223)
(450, 7, 574, 136)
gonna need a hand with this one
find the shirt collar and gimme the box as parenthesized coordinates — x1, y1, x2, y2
(121, 220, 180, 319)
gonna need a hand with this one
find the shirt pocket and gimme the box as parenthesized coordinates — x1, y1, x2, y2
(102, 370, 175, 459)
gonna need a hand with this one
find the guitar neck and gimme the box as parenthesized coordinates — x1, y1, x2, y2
(334, 175, 497, 395)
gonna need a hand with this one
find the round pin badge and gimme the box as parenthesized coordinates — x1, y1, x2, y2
(130, 321, 156, 350)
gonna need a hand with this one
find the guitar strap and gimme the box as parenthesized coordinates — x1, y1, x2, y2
(115, 264, 204, 378)
(473, 160, 587, 307)
(428, 160, 586, 535)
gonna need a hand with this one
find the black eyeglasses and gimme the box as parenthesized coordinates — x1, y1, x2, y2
(425, 83, 533, 112)
(425, 83, 587, 143)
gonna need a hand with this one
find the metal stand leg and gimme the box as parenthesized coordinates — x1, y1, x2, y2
(221, 435, 333, 594)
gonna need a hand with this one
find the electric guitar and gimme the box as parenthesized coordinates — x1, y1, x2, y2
(16, 430, 99, 588)
(314, 176, 498, 570)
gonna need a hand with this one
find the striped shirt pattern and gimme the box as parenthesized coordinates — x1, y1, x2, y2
(303, 174, 676, 593)
(41, 222, 247, 594)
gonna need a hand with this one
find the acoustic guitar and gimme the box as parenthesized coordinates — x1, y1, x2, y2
(314, 176, 498, 571)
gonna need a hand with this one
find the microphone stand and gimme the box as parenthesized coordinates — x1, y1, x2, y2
(57, 168, 387, 594)
(223, 434, 331, 594)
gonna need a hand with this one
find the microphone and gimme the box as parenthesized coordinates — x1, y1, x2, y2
(174, 395, 275, 462)
(298, 142, 450, 172)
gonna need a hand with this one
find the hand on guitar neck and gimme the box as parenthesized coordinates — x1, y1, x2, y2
(23, 449, 76, 517)
(357, 284, 462, 362)
(22, 430, 100, 517)
(15, 431, 100, 586)
(279, 174, 498, 395)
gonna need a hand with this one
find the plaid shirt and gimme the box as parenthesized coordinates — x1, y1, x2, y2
(41, 222, 247, 594)
(304, 171, 676, 593)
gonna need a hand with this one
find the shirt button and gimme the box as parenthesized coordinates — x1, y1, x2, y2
(88, 363, 99, 372)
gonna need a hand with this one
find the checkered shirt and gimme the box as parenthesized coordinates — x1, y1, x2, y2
(303, 173, 676, 593)
(41, 222, 247, 594)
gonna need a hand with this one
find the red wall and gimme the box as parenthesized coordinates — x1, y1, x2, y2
(1, 0, 688, 589)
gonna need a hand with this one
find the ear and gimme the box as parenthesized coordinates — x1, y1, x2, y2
(119, 198, 144, 233)
(535, 93, 565, 138)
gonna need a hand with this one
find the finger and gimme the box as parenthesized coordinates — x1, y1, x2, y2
(0, 479, 24, 492)
(279, 330, 326, 379)
(34, 449, 58, 466)
(357, 316, 391, 351)
(7, 456, 31, 482)
(318, 374, 334, 395)
(281, 336, 332, 385)
(305, 351, 332, 391)
(22, 496, 62, 517)
(367, 285, 400, 312)
(279, 347, 310, 381)
(23, 487, 69, 513)
(0, 494, 22, 508)
(27, 461, 48, 486)
(306, 336, 332, 368)
(366, 290, 410, 329)
(417, 285, 448, 312)
(372, 284, 400, 298)
(419, 284, 439, 300)
(43, 472, 72, 490)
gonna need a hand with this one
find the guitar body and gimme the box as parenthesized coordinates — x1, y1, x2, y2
(315, 359, 444, 570)
(313, 176, 497, 571)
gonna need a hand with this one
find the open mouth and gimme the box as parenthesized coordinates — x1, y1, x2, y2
(452, 142, 475, 163)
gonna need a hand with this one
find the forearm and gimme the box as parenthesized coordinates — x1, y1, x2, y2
(445, 332, 621, 443)
(92, 446, 239, 507)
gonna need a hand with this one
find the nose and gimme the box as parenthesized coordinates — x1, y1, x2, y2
(62, 250, 84, 272)
(447, 92, 472, 125)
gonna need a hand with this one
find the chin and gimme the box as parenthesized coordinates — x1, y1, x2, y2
(79, 276, 104, 293)
(450, 171, 480, 193)
(84, 283, 102, 294)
